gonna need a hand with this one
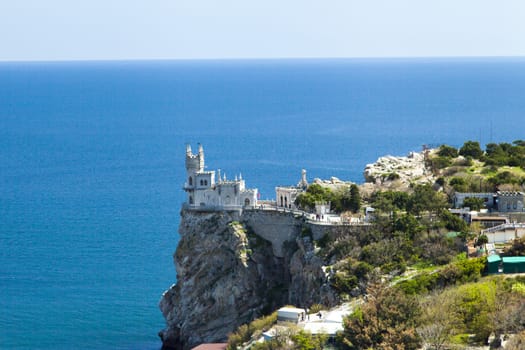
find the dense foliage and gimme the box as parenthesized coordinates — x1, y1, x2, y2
(459, 140, 483, 159)
(339, 277, 525, 350)
(430, 140, 525, 193)
(484, 141, 525, 167)
(339, 283, 421, 350)
(227, 312, 277, 349)
(295, 183, 361, 213)
(396, 254, 486, 295)
(228, 139, 525, 350)
(251, 329, 327, 350)
(370, 184, 447, 216)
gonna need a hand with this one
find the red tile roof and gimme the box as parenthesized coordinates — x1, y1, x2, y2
(191, 343, 228, 350)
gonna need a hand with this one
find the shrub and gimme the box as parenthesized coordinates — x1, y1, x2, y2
(339, 284, 421, 350)
(397, 256, 486, 295)
(226, 312, 278, 349)
(459, 141, 483, 159)
(438, 144, 459, 158)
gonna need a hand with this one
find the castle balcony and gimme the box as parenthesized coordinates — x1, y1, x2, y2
(183, 183, 194, 191)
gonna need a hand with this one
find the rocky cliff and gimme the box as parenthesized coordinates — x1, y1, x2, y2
(159, 209, 338, 349)
(362, 150, 436, 192)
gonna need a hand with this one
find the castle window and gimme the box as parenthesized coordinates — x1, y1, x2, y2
(189, 196, 194, 205)
(200, 179, 204, 186)
(280, 196, 284, 207)
(188, 177, 193, 186)
(204, 180, 208, 186)
(244, 198, 250, 206)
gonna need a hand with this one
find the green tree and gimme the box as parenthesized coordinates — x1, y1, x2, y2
(295, 184, 333, 211)
(340, 283, 421, 350)
(459, 140, 483, 159)
(371, 190, 408, 213)
(437, 144, 458, 158)
(291, 330, 327, 350)
(451, 281, 496, 343)
(439, 209, 468, 232)
(407, 184, 448, 215)
(475, 234, 488, 247)
(348, 184, 361, 213)
(449, 177, 469, 192)
(394, 213, 423, 239)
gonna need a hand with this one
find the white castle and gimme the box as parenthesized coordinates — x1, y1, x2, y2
(184, 144, 258, 209)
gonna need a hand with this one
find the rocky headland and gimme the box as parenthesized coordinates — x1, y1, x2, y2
(159, 209, 340, 349)
(158, 150, 435, 349)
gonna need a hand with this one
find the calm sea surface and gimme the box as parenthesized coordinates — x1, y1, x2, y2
(1, 58, 524, 349)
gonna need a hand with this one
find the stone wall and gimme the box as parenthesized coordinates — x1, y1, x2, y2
(241, 210, 303, 257)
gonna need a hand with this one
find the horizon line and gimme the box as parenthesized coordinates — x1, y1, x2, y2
(1, 54, 525, 64)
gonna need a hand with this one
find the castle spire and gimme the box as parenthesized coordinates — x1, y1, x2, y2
(197, 143, 204, 171)
(186, 144, 192, 156)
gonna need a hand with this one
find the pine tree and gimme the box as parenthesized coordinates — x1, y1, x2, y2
(349, 184, 361, 213)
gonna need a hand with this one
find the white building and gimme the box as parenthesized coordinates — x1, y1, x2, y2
(184, 144, 258, 210)
(275, 169, 308, 209)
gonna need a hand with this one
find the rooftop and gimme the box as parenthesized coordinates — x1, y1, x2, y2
(502, 256, 525, 263)
(487, 255, 502, 263)
(191, 344, 227, 350)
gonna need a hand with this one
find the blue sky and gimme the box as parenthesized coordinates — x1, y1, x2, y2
(1, 0, 524, 61)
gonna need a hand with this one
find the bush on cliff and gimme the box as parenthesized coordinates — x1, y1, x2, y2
(250, 329, 327, 350)
(226, 312, 277, 349)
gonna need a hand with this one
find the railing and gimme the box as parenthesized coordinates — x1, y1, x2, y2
(482, 223, 525, 234)
(181, 202, 371, 226)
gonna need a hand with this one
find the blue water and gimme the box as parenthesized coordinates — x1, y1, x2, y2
(1, 58, 524, 349)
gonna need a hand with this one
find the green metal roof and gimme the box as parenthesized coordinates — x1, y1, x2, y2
(487, 255, 502, 263)
(502, 256, 525, 263)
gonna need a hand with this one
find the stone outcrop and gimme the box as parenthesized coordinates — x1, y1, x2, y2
(363, 150, 435, 192)
(159, 209, 339, 349)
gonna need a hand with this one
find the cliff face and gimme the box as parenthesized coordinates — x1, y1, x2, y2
(159, 209, 338, 349)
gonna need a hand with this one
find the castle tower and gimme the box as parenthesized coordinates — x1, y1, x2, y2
(185, 143, 204, 174)
(184, 143, 205, 205)
(298, 169, 308, 189)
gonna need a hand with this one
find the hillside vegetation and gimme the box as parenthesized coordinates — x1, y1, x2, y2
(430, 140, 525, 193)
(227, 140, 525, 350)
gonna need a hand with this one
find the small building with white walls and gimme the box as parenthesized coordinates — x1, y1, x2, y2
(277, 307, 306, 323)
(184, 144, 258, 210)
(275, 169, 308, 209)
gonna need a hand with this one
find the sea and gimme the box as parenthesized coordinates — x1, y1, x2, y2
(1, 57, 524, 349)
